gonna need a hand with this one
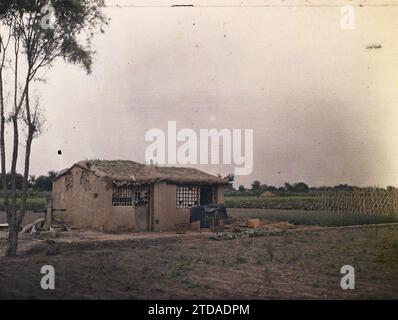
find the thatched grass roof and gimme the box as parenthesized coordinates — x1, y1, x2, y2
(56, 160, 229, 186)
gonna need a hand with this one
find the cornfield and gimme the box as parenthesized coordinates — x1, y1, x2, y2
(309, 188, 398, 225)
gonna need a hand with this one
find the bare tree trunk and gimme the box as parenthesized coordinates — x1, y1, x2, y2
(7, 122, 33, 256)
(6, 53, 33, 256)
(19, 132, 33, 226)
(0, 66, 9, 222)
(6, 116, 19, 257)
(18, 81, 34, 227)
(0, 32, 10, 223)
(6, 223, 19, 256)
(16, 134, 33, 226)
(6, 33, 21, 257)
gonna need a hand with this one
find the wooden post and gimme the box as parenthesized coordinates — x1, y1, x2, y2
(44, 197, 53, 230)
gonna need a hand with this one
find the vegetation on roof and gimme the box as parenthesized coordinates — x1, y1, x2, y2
(58, 160, 229, 185)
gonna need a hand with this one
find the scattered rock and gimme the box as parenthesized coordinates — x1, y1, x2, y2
(209, 229, 266, 241)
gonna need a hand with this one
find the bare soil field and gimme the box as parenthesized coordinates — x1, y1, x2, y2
(0, 222, 397, 299)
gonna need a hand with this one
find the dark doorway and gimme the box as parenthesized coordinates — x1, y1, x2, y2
(200, 186, 213, 205)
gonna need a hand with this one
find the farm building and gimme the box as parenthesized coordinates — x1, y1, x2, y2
(52, 160, 228, 232)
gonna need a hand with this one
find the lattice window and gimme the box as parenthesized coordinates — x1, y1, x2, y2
(112, 185, 133, 206)
(176, 185, 199, 208)
(112, 185, 150, 207)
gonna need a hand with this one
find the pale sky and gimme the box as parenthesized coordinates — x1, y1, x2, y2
(18, 0, 398, 188)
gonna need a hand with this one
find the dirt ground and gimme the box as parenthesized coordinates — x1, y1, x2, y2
(0, 211, 44, 225)
(0, 221, 397, 299)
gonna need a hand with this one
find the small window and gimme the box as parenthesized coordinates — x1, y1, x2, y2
(176, 185, 199, 208)
(112, 185, 133, 206)
(135, 189, 149, 207)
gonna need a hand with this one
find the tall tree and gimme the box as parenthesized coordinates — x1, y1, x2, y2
(31, 170, 58, 191)
(251, 180, 261, 191)
(0, 0, 107, 256)
(251, 180, 263, 198)
(0, 2, 12, 225)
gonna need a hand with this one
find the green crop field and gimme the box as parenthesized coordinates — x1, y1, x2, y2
(225, 195, 316, 210)
(0, 196, 47, 212)
(226, 191, 398, 226)
(228, 208, 398, 227)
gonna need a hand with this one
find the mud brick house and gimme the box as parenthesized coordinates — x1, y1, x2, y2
(52, 160, 228, 232)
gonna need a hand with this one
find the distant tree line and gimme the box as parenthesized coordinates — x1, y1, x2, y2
(0, 171, 57, 192)
(233, 181, 397, 197)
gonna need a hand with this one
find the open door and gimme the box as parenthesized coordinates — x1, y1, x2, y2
(200, 186, 213, 206)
